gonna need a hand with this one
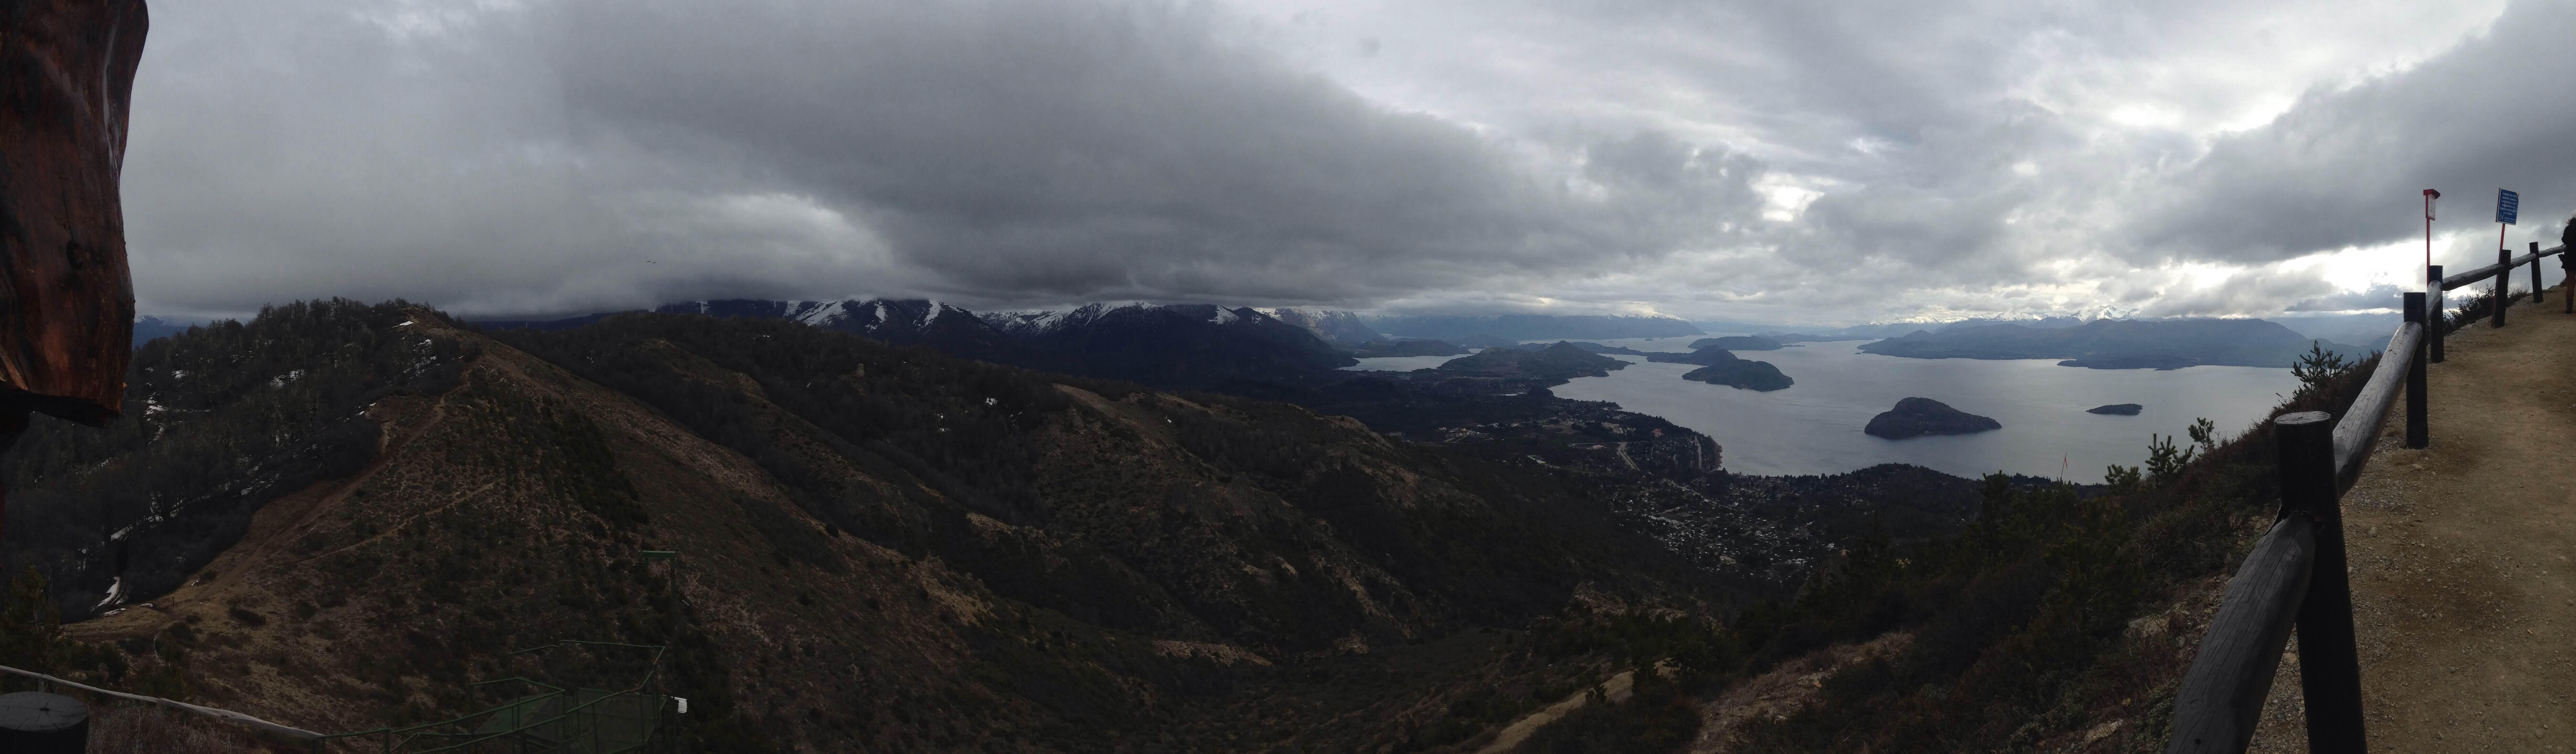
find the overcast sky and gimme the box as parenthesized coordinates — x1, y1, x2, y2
(124, 0, 2566, 325)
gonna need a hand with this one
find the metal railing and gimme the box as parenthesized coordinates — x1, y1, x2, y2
(2166, 244, 2566, 753)
(0, 662, 328, 741)
(2, 639, 671, 753)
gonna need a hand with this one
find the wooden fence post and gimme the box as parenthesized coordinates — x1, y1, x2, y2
(2532, 242, 2544, 304)
(2429, 265, 2444, 363)
(2277, 411, 2367, 752)
(2494, 247, 2509, 328)
(2406, 292, 2427, 449)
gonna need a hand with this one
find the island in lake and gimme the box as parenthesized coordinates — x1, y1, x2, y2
(2087, 404, 2143, 415)
(1865, 397, 2002, 439)
(1433, 341, 1628, 385)
(1647, 346, 1793, 391)
(1687, 335, 1784, 351)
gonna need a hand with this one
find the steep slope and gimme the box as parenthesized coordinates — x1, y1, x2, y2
(16, 304, 1721, 751)
(5, 300, 475, 614)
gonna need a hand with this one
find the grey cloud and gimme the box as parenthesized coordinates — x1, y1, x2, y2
(2129, 0, 2576, 265)
(121, 0, 1769, 318)
(2137, 266, 2346, 318)
(2286, 284, 2404, 313)
(552, 0, 1765, 308)
(115, 0, 2526, 325)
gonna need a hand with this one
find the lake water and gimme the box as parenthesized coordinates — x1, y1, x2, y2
(1346, 336, 2302, 483)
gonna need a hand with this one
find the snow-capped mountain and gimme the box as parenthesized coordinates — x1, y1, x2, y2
(654, 299, 846, 324)
(511, 298, 1358, 390)
(1261, 308, 1383, 344)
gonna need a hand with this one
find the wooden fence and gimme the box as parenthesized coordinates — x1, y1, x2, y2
(2164, 243, 2568, 753)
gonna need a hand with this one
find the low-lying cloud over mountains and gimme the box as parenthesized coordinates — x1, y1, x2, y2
(123, 0, 2565, 326)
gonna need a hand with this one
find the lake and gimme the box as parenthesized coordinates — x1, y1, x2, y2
(1346, 336, 2304, 483)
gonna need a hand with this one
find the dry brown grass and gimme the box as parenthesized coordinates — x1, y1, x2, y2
(85, 702, 268, 753)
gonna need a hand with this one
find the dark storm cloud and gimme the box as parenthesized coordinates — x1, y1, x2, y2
(117, 0, 1769, 318)
(550, 0, 1767, 307)
(2129, 0, 2576, 265)
(115, 0, 2524, 323)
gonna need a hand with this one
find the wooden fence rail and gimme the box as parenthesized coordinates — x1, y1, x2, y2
(2437, 243, 2563, 290)
(2169, 239, 2572, 753)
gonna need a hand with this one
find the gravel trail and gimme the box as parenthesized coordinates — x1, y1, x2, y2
(2249, 292, 2576, 752)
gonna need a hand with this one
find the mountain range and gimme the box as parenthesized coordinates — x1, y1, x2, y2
(11, 301, 1725, 749)
(6, 295, 2383, 750)
(491, 299, 1356, 394)
(1365, 314, 1705, 341)
(1855, 318, 2375, 369)
(2, 299, 2041, 750)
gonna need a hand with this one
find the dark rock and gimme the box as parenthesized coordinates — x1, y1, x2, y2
(1683, 360, 1793, 391)
(1865, 398, 2002, 439)
(0, 0, 149, 425)
(2087, 404, 2143, 415)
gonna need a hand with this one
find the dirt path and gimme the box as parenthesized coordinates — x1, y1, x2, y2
(1475, 670, 1639, 754)
(2247, 292, 2576, 751)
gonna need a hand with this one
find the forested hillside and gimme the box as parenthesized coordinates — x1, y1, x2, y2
(3, 300, 473, 614)
(0, 299, 2351, 751)
(3, 303, 1744, 751)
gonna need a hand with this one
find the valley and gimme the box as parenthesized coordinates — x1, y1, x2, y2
(2, 4, 2542, 750)
(3, 301, 2007, 751)
(0, 297, 2369, 752)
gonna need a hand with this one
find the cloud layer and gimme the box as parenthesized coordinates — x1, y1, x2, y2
(120, 0, 2552, 324)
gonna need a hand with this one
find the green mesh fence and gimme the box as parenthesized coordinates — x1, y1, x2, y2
(311, 640, 672, 753)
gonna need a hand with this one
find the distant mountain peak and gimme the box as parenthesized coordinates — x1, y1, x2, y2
(1262, 308, 1382, 344)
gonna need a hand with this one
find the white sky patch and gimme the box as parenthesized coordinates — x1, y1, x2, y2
(357, 0, 530, 42)
(2171, 261, 2239, 291)
(2307, 235, 2456, 293)
(1755, 179, 1823, 223)
(2104, 104, 2181, 131)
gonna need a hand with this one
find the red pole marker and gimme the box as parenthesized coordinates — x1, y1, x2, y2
(2423, 189, 2440, 278)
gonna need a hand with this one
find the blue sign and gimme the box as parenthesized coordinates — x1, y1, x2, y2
(2498, 188, 2519, 225)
